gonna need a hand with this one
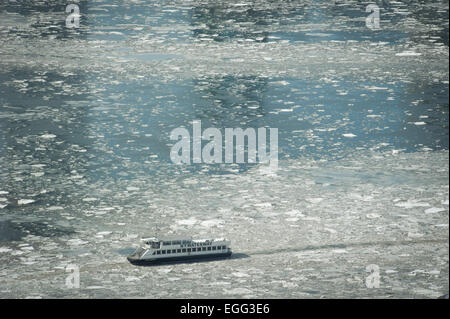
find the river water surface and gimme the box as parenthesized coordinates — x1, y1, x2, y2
(0, 0, 448, 298)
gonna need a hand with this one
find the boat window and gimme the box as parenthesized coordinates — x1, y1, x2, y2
(212, 246, 216, 250)
(187, 248, 191, 252)
(152, 251, 156, 255)
(207, 247, 211, 251)
(202, 247, 206, 251)
(157, 250, 161, 255)
(151, 242, 160, 249)
(182, 248, 186, 253)
(177, 249, 181, 253)
(162, 250, 166, 254)
(171, 249, 176, 253)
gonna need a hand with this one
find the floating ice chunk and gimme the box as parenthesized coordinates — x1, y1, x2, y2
(366, 213, 381, 219)
(40, 134, 57, 139)
(412, 288, 441, 298)
(0, 197, 7, 202)
(224, 287, 253, 295)
(209, 281, 231, 286)
(157, 268, 172, 274)
(365, 86, 388, 90)
(424, 207, 445, 214)
(395, 51, 422, 56)
(232, 272, 249, 278)
(348, 193, 372, 201)
(82, 197, 97, 202)
(302, 216, 321, 222)
(441, 200, 449, 205)
(126, 186, 140, 191)
(385, 270, 398, 274)
(31, 172, 44, 177)
(93, 210, 108, 216)
(31, 164, 46, 168)
(395, 201, 430, 208)
(323, 227, 337, 234)
(0, 191, 9, 195)
(67, 239, 88, 246)
(272, 81, 290, 86)
(176, 218, 197, 226)
(285, 210, 305, 217)
(305, 198, 323, 204)
(413, 121, 426, 126)
(434, 224, 448, 227)
(18, 199, 35, 205)
(97, 231, 112, 236)
(342, 133, 357, 138)
(47, 206, 64, 211)
(0, 247, 12, 253)
(200, 219, 223, 228)
(254, 202, 272, 208)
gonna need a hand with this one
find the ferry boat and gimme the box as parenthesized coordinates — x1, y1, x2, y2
(127, 236, 232, 265)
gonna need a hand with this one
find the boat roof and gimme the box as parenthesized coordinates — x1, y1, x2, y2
(141, 235, 192, 242)
(141, 236, 227, 242)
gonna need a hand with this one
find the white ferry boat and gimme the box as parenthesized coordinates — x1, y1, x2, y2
(127, 236, 232, 265)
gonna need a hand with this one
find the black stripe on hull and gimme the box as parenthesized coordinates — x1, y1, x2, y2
(127, 251, 232, 265)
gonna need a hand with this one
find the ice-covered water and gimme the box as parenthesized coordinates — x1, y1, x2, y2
(0, 0, 448, 298)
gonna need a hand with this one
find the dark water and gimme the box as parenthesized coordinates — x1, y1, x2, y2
(0, 0, 448, 298)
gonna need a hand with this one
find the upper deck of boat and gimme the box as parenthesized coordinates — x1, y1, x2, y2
(141, 236, 228, 246)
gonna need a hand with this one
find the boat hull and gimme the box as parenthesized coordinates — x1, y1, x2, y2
(127, 251, 232, 265)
